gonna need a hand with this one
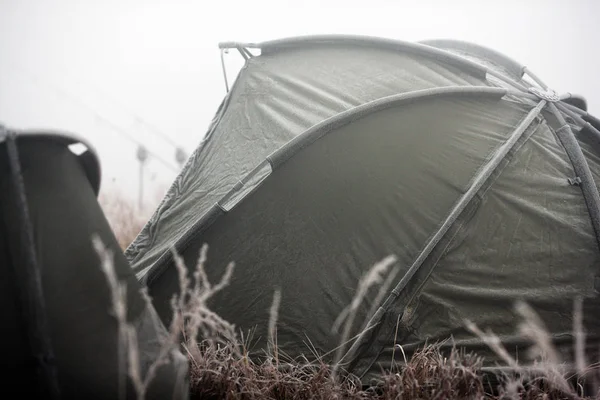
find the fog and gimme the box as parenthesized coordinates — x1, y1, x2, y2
(1, 0, 598, 208)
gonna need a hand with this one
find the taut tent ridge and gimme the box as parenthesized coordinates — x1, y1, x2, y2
(125, 35, 600, 381)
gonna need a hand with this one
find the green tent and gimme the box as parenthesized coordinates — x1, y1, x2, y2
(0, 128, 189, 399)
(125, 35, 600, 381)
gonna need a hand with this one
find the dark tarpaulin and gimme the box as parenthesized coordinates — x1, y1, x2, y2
(0, 135, 188, 399)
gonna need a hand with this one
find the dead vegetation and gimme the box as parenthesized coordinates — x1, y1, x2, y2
(99, 186, 167, 250)
(99, 190, 147, 250)
(97, 197, 600, 400)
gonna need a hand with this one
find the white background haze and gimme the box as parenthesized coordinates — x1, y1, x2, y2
(1, 0, 598, 212)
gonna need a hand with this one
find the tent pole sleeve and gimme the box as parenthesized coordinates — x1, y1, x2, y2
(505, 89, 539, 101)
(583, 121, 600, 141)
(486, 68, 530, 93)
(559, 100, 589, 116)
(387, 100, 545, 302)
(340, 100, 546, 371)
(268, 87, 507, 169)
(579, 120, 600, 143)
(419, 39, 526, 80)
(557, 103, 588, 127)
(556, 104, 600, 142)
(251, 34, 535, 94)
(137, 88, 507, 283)
(2, 127, 61, 399)
(547, 103, 600, 292)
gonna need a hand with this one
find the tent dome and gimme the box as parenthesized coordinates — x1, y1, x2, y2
(125, 35, 600, 380)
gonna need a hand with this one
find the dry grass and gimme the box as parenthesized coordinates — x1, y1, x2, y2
(98, 197, 600, 400)
(180, 250, 600, 400)
(184, 339, 488, 400)
(99, 185, 167, 250)
(99, 190, 148, 250)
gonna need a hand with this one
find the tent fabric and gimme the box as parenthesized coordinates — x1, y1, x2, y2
(419, 39, 525, 82)
(146, 92, 537, 353)
(0, 133, 189, 399)
(362, 110, 600, 379)
(125, 39, 490, 280)
(124, 35, 600, 380)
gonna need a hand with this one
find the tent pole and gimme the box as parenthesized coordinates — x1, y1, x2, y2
(220, 49, 230, 93)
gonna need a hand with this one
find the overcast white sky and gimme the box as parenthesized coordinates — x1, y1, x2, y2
(1, 0, 599, 209)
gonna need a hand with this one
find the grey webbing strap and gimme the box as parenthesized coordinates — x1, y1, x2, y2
(1, 127, 61, 398)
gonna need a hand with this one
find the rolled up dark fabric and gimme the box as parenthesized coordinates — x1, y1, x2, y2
(0, 129, 188, 399)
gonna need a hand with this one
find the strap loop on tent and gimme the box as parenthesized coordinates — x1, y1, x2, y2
(1, 126, 61, 398)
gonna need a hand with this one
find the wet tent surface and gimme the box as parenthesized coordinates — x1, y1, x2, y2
(124, 37, 600, 380)
(147, 95, 543, 367)
(126, 43, 489, 279)
(371, 114, 600, 379)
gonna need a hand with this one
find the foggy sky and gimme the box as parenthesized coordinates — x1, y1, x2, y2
(1, 0, 598, 210)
